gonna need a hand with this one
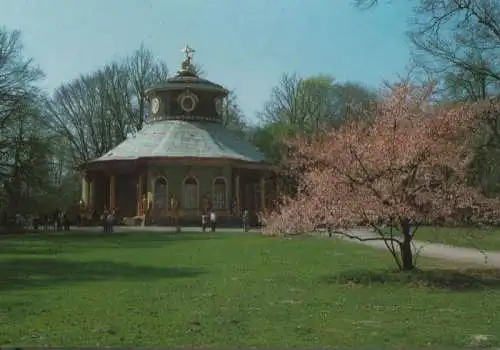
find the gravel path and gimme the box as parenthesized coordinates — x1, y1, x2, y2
(327, 228, 500, 268)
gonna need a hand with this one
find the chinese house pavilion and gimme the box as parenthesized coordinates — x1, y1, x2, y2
(79, 46, 278, 226)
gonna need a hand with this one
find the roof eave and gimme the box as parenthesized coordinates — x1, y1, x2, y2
(80, 156, 276, 171)
(145, 84, 229, 96)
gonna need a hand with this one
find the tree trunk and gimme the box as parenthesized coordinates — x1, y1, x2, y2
(400, 218, 414, 270)
(400, 237, 414, 270)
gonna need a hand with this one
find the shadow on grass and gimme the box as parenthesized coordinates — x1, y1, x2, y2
(0, 258, 206, 291)
(0, 300, 33, 316)
(323, 267, 500, 291)
(0, 231, 223, 256)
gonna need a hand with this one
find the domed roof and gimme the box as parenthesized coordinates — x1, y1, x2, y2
(84, 45, 270, 168)
(90, 120, 267, 164)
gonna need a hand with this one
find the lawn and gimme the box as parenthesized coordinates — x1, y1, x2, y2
(414, 226, 500, 251)
(379, 225, 500, 251)
(1, 231, 500, 347)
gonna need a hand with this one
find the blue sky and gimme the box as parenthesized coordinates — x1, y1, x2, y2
(1, 0, 413, 122)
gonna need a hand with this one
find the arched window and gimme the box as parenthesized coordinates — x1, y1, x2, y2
(213, 177, 226, 210)
(183, 176, 198, 209)
(154, 177, 168, 212)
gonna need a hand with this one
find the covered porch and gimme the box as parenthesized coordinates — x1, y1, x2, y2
(80, 158, 280, 227)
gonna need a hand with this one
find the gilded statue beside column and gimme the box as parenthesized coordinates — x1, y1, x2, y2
(202, 192, 211, 213)
(140, 194, 147, 216)
(170, 194, 180, 221)
(231, 196, 239, 216)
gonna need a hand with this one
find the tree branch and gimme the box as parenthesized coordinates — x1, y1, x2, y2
(328, 228, 402, 245)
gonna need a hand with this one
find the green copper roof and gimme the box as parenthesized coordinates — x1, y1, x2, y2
(91, 120, 267, 163)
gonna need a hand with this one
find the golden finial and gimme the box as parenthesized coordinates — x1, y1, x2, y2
(180, 45, 196, 73)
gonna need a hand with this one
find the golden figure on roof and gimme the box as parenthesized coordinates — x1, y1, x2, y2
(180, 45, 196, 73)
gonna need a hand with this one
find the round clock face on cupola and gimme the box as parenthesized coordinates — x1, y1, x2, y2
(181, 95, 196, 112)
(178, 89, 199, 113)
(151, 97, 160, 114)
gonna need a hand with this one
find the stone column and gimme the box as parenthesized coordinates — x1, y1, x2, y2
(89, 179, 95, 211)
(146, 169, 154, 210)
(109, 175, 116, 210)
(235, 175, 240, 214)
(81, 175, 89, 207)
(137, 172, 143, 216)
(260, 176, 266, 211)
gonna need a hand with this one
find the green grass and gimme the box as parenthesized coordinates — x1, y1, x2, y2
(380, 225, 500, 251)
(1, 231, 500, 347)
(414, 226, 500, 251)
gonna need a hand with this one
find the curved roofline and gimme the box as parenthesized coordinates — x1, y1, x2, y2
(79, 120, 269, 171)
(87, 156, 272, 166)
(146, 83, 228, 95)
(78, 157, 277, 171)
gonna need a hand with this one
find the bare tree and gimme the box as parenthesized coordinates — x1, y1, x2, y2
(219, 90, 248, 137)
(259, 73, 376, 131)
(353, 0, 386, 8)
(0, 27, 52, 216)
(408, 0, 500, 101)
(0, 27, 44, 176)
(46, 45, 169, 165)
(46, 72, 120, 163)
(125, 44, 169, 131)
(354, 0, 500, 101)
(1, 92, 58, 214)
(404, 1, 500, 196)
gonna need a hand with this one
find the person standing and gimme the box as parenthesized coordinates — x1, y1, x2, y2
(201, 212, 207, 232)
(107, 209, 115, 233)
(209, 210, 217, 232)
(55, 210, 62, 231)
(62, 211, 70, 231)
(242, 209, 249, 232)
(101, 209, 109, 233)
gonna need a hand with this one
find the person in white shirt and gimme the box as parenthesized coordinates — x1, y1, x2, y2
(242, 209, 249, 232)
(209, 210, 217, 232)
(201, 212, 207, 232)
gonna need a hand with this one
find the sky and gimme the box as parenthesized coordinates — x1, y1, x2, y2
(0, 0, 413, 123)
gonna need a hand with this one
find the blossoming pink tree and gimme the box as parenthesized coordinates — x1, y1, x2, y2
(261, 84, 500, 270)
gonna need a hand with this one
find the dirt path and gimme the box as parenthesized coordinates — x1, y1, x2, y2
(327, 228, 500, 268)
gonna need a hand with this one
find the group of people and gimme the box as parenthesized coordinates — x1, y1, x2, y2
(201, 209, 250, 232)
(98, 206, 251, 233)
(201, 210, 217, 232)
(101, 208, 116, 233)
(32, 210, 70, 232)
